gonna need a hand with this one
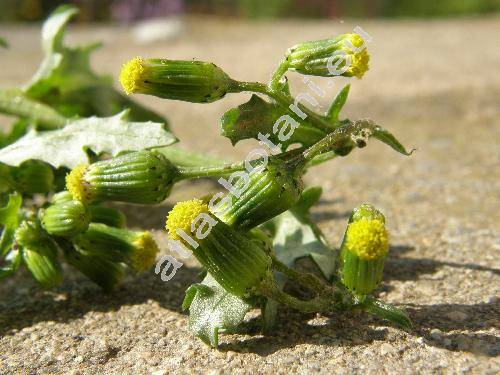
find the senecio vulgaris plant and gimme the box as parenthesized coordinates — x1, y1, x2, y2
(0, 6, 414, 348)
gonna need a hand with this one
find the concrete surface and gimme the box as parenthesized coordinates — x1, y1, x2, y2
(0, 16, 499, 374)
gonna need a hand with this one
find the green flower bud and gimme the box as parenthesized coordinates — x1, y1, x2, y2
(165, 199, 271, 296)
(340, 204, 389, 296)
(73, 223, 159, 273)
(285, 33, 369, 78)
(213, 159, 304, 230)
(64, 245, 125, 292)
(89, 205, 126, 228)
(40, 200, 90, 237)
(120, 57, 235, 103)
(13, 160, 54, 194)
(66, 150, 178, 204)
(15, 221, 62, 288)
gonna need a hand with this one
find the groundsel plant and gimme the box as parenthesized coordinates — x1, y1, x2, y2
(118, 28, 413, 346)
(0, 5, 413, 348)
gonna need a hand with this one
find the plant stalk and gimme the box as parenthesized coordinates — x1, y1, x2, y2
(302, 119, 376, 162)
(176, 161, 246, 180)
(0, 89, 67, 129)
(231, 81, 334, 133)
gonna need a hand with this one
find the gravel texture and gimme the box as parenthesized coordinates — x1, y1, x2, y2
(0, 16, 499, 374)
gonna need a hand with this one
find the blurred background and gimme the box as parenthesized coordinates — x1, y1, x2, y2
(1, 0, 499, 22)
(0, 1, 499, 372)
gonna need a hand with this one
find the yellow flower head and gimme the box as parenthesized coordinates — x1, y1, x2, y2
(165, 199, 208, 241)
(130, 232, 159, 272)
(119, 57, 145, 95)
(66, 164, 92, 203)
(345, 219, 389, 260)
(343, 33, 370, 79)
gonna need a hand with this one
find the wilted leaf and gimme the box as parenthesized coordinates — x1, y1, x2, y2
(304, 120, 412, 164)
(221, 94, 325, 150)
(183, 274, 251, 347)
(23, 5, 167, 124)
(372, 127, 413, 156)
(0, 111, 177, 169)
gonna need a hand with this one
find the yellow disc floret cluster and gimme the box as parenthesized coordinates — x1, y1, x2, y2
(345, 219, 389, 260)
(66, 164, 91, 203)
(165, 199, 208, 241)
(130, 232, 160, 272)
(343, 33, 369, 79)
(119, 57, 145, 95)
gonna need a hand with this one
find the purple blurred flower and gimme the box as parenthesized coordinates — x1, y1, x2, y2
(112, 0, 184, 22)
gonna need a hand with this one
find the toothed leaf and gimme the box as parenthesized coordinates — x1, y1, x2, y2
(183, 274, 251, 347)
(0, 111, 176, 169)
(265, 187, 336, 278)
(221, 94, 325, 150)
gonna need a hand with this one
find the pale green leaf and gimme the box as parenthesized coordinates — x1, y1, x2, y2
(0, 111, 177, 169)
(266, 187, 336, 278)
(183, 274, 251, 347)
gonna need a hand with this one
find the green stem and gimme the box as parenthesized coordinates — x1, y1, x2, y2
(260, 277, 336, 313)
(0, 89, 67, 129)
(306, 151, 338, 168)
(270, 61, 289, 90)
(231, 81, 334, 133)
(272, 257, 326, 294)
(159, 146, 227, 168)
(302, 119, 376, 162)
(268, 255, 354, 314)
(176, 161, 246, 180)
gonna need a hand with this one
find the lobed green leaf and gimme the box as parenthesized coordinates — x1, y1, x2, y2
(183, 274, 251, 347)
(0, 111, 177, 169)
(221, 94, 325, 150)
(23, 5, 167, 124)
